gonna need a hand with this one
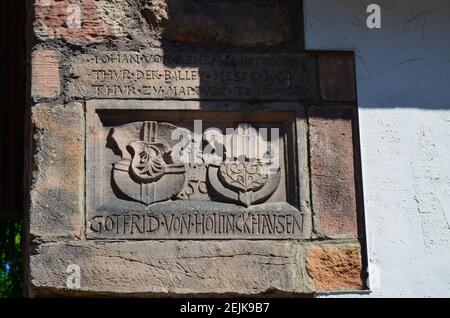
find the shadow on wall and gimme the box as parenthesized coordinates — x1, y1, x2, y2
(0, 0, 26, 298)
(157, 0, 304, 101)
(146, 0, 368, 285)
(304, 0, 450, 297)
(0, 0, 26, 219)
(133, 0, 366, 245)
(303, 0, 450, 109)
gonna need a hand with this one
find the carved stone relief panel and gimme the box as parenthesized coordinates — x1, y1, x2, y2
(86, 100, 310, 239)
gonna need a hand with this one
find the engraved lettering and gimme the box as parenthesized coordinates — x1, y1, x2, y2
(88, 212, 303, 239)
(70, 51, 311, 100)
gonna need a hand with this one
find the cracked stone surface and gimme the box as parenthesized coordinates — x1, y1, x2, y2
(30, 240, 314, 296)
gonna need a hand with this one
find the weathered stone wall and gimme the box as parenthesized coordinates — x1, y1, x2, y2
(28, 0, 365, 296)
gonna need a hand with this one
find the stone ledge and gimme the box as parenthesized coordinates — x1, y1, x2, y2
(30, 240, 364, 296)
(30, 240, 314, 296)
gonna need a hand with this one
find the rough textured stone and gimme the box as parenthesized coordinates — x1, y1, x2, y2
(30, 240, 313, 296)
(34, 0, 128, 43)
(309, 106, 358, 238)
(30, 103, 84, 240)
(306, 243, 363, 291)
(31, 50, 60, 99)
(319, 53, 356, 102)
(142, 0, 169, 29)
(154, 0, 295, 47)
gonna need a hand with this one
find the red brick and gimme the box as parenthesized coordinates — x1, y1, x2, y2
(309, 106, 358, 238)
(319, 53, 356, 102)
(34, 0, 124, 43)
(306, 243, 363, 292)
(32, 50, 60, 98)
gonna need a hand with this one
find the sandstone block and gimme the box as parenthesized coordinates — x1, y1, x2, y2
(31, 50, 60, 99)
(309, 106, 359, 238)
(30, 102, 84, 240)
(30, 240, 313, 296)
(319, 53, 356, 102)
(306, 243, 363, 291)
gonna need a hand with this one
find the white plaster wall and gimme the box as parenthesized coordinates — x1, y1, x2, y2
(303, 0, 450, 297)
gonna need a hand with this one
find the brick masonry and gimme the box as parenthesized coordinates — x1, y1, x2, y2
(34, 0, 128, 43)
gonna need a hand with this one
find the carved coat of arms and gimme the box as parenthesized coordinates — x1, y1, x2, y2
(112, 121, 187, 205)
(110, 121, 281, 207)
(207, 124, 281, 207)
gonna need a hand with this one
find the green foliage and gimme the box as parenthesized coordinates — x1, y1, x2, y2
(0, 220, 23, 298)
